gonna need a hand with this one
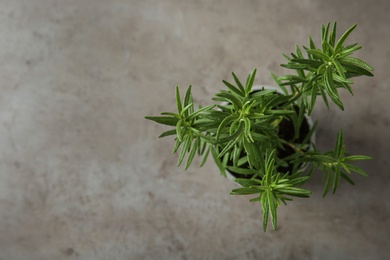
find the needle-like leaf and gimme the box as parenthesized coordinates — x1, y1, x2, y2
(223, 80, 244, 97)
(175, 86, 182, 113)
(335, 24, 357, 52)
(159, 129, 177, 138)
(329, 22, 337, 47)
(267, 191, 277, 230)
(339, 56, 374, 72)
(183, 86, 194, 116)
(261, 193, 269, 232)
(176, 119, 183, 142)
(306, 49, 330, 61)
(145, 116, 179, 126)
(232, 72, 245, 93)
(245, 68, 257, 94)
(335, 129, 344, 159)
(177, 134, 192, 167)
(185, 137, 199, 170)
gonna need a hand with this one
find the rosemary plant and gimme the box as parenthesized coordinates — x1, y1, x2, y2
(145, 22, 373, 231)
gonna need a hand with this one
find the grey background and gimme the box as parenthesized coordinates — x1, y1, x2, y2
(0, 0, 389, 259)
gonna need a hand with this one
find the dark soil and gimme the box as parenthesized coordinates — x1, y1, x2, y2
(275, 109, 310, 174)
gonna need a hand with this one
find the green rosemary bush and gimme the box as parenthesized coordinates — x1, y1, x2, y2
(145, 22, 373, 231)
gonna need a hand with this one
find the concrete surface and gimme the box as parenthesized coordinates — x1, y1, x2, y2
(0, 0, 389, 259)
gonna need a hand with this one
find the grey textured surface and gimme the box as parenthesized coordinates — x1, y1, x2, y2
(0, 0, 389, 259)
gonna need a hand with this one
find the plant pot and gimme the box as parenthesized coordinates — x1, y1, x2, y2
(225, 85, 316, 181)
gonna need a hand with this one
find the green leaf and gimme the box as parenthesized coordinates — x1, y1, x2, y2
(226, 166, 257, 175)
(332, 73, 352, 84)
(340, 162, 351, 174)
(335, 24, 357, 52)
(245, 68, 257, 94)
(319, 85, 330, 110)
(183, 86, 194, 115)
(308, 35, 316, 50)
(198, 137, 207, 155)
(265, 109, 294, 116)
(335, 129, 344, 159)
(265, 151, 276, 184)
(250, 89, 279, 99)
(340, 82, 354, 96)
(173, 137, 181, 154)
(267, 191, 277, 230)
(243, 139, 262, 171)
(286, 176, 311, 186)
(177, 134, 192, 167)
(216, 114, 237, 139)
(341, 172, 355, 185)
(222, 151, 230, 168)
(211, 146, 226, 176)
(278, 74, 307, 83)
(323, 40, 335, 56)
(158, 129, 176, 138)
(338, 44, 362, 57)
(291, 52, 299, 59)
(329, 21, 337, 47)
(281, 63, 310, 70)
(223, 80, 244, 97)
(232, 143, 241, 166)
(312, 154, 337, 163)
(291, 58, 323, 68)
(180, 104, 194, 118)
(306, 49, 330, 61)
(344, 155, 372, 161)
(277, 187, 311, 197)
(230, 187, 261, 195)
(145, 116, 179, 126)
(175, 86, 182, 113)
(249, 197, 262, 202)
(242, 117, 253, 142)
(176, 119, 184, 141)
(160, 112, 180, 118)
(322, 22, 330, 42)
(232, 72, 245, 93)
(234, 178, 262, 187)
(345, 164, 369, 176)
(215, 91, 243, 109)
(306, 78, 318, 113)
(219, 132, 241, 158)
(343, 63, 374, 77)
(261, 192, 269, 232)
(323, 66, 344, 110)
(281, 53, 291, 61)
(323, 171, 332, 197)
(251, 132, 269, 142)
(199, 144, 211, 167)
(317, 63, 327, 74)
(185, 137, 199, 170)
(332, 59, 346, 79)
(332, 167, 341, 194)
(295, 44, 304, 58)
(187, 105, 215, 121)
(339, 56, 373, 72)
